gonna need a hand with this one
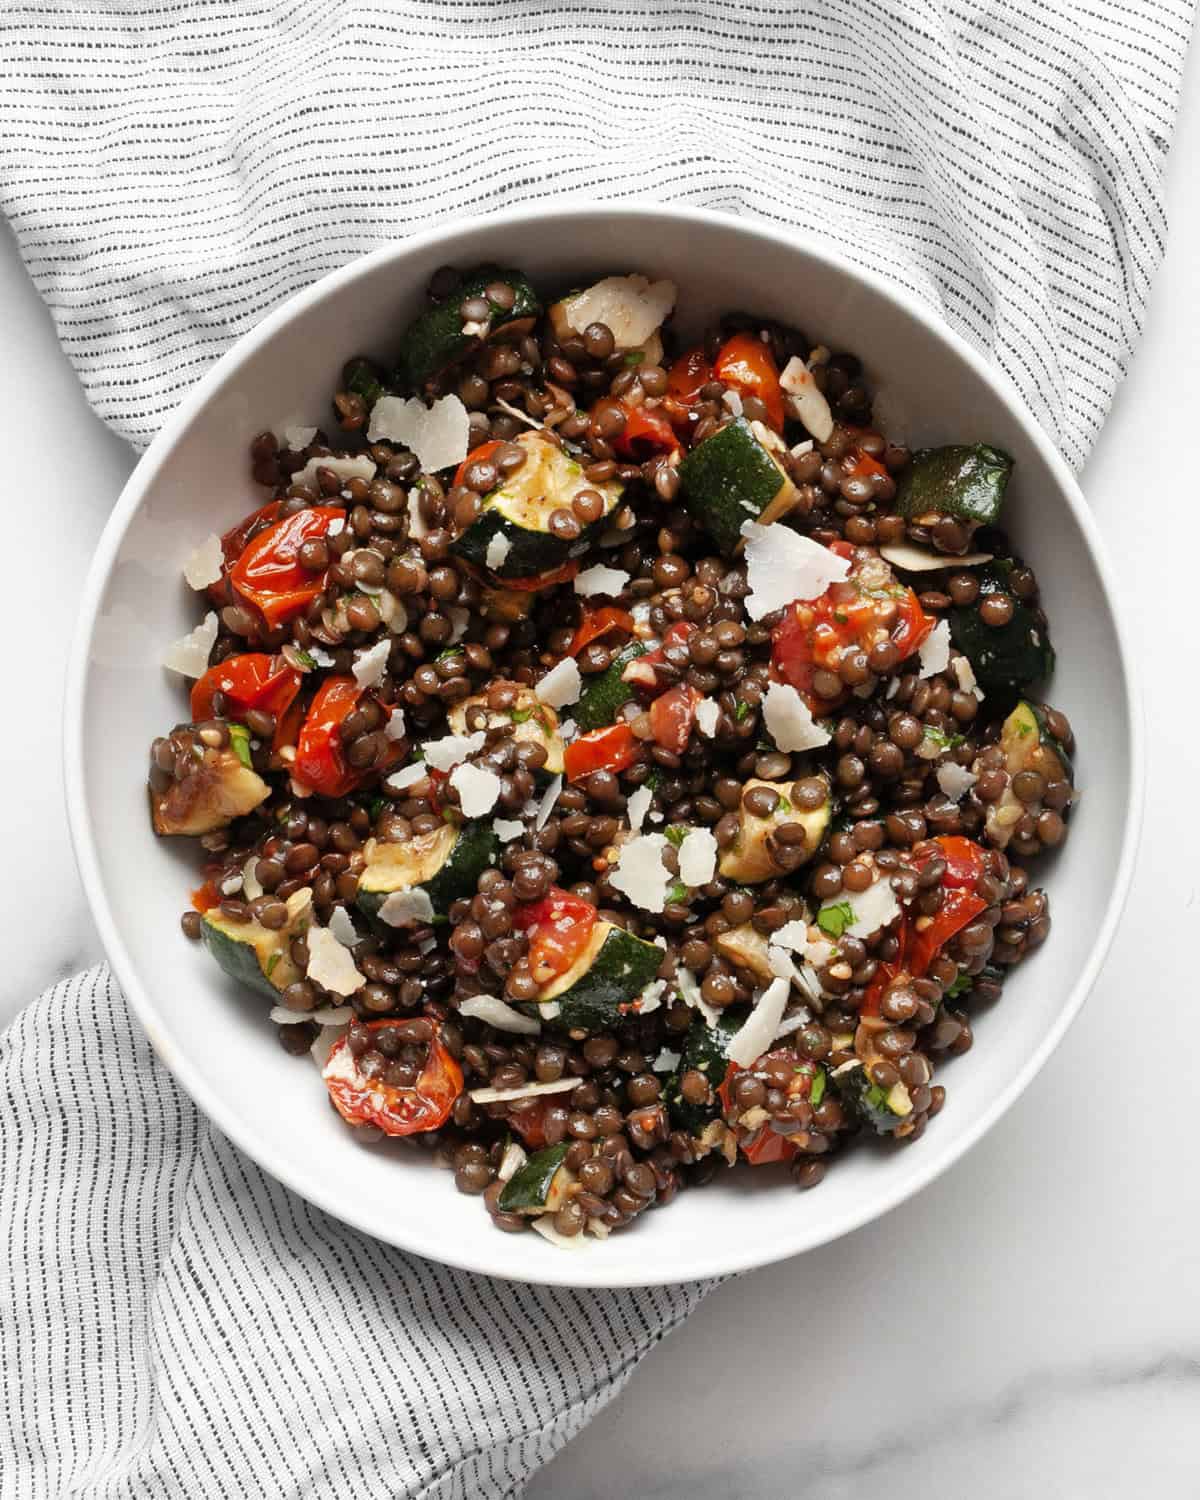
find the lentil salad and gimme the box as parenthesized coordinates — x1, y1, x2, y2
(149, 267, 1076, 1250)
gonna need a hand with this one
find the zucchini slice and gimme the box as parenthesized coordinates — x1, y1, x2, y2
(537, 921, 663, 1034)
(895, 444, 1013, 528)
(150, 737, 270, 837)
(678, 417, 798, 555)
(714, 923, 775, 981)
(497, 1142, 573, 1215)
(200, 887, 313, 1000)
(978, 699, 1074, 849)
(392, 265, 540, 391)
(356, 818, 499, 922)
(948, 560, 1054, 693)
(447, 685, 565, 777)
(718, 776, 832, 885)
(831, 1058, 913, 1135)
(663, 1010, 745, 1137)
(450, 431, 623, 579)
(572, 639, 647, 732)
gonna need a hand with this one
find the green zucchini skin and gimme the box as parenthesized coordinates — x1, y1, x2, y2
(977, 699, 1074, 849)
(831, 1060, 912, 1135)
(199, 919, 281, 1001)
(572, 640, 647, 731)
(341, 356, 388, 411)
(663, 1010, 745, 1136)
(541, 928, 663, 1034)
(894, 444, 1013, 527)
(393, 266, 540, 391)
(948, 561, 1054, 693)
(356, 819, 499, 924)
(498, 1143, 571, 1214)
(450, 503, 603, 578)
(678, 417, 795, 554)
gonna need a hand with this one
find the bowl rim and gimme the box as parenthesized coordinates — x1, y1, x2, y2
(63, 200, 1144, 1287)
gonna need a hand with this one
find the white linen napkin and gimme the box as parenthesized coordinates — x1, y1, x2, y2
(0, 4, 1192, 1496)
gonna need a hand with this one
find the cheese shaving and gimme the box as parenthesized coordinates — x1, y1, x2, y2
(422, 730, 486, 772)
(384, 761, 428, 791)
(626, 784, 653, 832)
(494, 817, 525, 842)
(678, 827, 718, 887)
(561, 275, 677, 351)
(366, 394, 470, 474)
(880, 541, 993, 573)
(327, 906, 358, 948)
(952, 655, 985, 701)
(741, 521, 850, 620)
(608, 832, 671, 913)
(377, 888, 436, 928)
(383, 708, 407, 741)
(638, 980, 666, 1015)
(485, 532, 512, 571)
(535, 657, 582, 709)
(352, 638, 391, 689)
(467, 1076, 579, 1105)
(574, 563, 631, 597)
(936, 761, 978, 802)
(162, 611, 218, 678)
(820, 879, 902, 940)
(407, 489, 430, 538)
(282, 425, 317, 451)
(458, 995, 541, 1035)
(182, 532, 223, 590)
(450, 761, 502, 817)
(695, 698, 720, 737)
(305, 926, 366, 996)
(779, 356, 834, 442)
(917, 619, 952, 679)
(309, 1022, 349, 1070)
(761, 680, 831, 751)
(534, 774, 562, 830)
(726, 978, 791, 1068)
(293, 454, 376, 489)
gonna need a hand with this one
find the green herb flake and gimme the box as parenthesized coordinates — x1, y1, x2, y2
(666, 881, 689, 905)
(946, 971, 972, 999)
(510, 707, 534, 724)
(366, 795, 386, 821)
(292, 648, 317, 670)
(623, 350, 646, 367)
(816, 900, 856, 939)
(227, 723, 253, 769)
(809, 1068, 826, 1107)
(777, 795, 793, 816)
(923, 725, 965, 751)
(734, 700, 752, 722)
(265, 952, 281, 979)
(1017, 721, 1034, 737)
(664, 825, 689, 848)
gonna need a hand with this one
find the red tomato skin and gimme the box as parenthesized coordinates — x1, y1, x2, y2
(292, 676, 402, 798)
(231, 506, 345, 626)
(190, 653, 301, 748)
(454, 439, 504, 490)
(614, 403, 679, 460)
(563, 724, 638, 782)
(324, 1021, 463, 1137)
(713, 332, 786, 431)
(514, 888, 598, 983)
(648, 684, 700, 754)
(566, 607, 635, 658)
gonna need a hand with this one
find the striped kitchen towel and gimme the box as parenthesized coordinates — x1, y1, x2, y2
(0, 3, 1193, 1497)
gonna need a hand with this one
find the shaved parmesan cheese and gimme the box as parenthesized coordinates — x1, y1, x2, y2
(467, 1076, 579, 1105)
(162, 611, 218, 678)
(559, 718, 578, 742)
(627, 784, 653, 832)
(377, 589, 408, 633)
(328, 906, 358, 948)
(937, 761, 978, 802)
(727, 978, 791, 1068)
(574, 562, 631, 597)
(366, 394, 470, 474)
(677, 965, 721, 1027)
(723, 389, 744, 417)
(308, 645, 336, 668)
(241, 857, 263, 901)
(383, 708, 407, 741)
(678, 828, 718, 887)
(458, 995, 541, 1035)
(461, 319, 488, 338)
(531, 1214, 589, 1251)
(497, 1139, 528, 1183)
(447, 605, 469, 643)
(485, 532, 512, 570)
(450, 761, 502, 817)
(805, 935, 836, 969)
(377, 888, 436, 928)
(779, 356, 834, 442)
(885, 676, 901, 700)
(407, 489, 430, 538)
(561, 275, 677, 351)
(695, 698, 720, 738)
(790, 439, 814, 458)
(294, 454, 376, 489)
(352, 638, 391, 689)
(494, 817, 525, 842)
(766, 944, 798, 981)
(540, 1001, 561, 1020)
(326, 518, 346, 537)
(953, 656, 985, 701)
(535, 657, 582, 709)
(219, 873, 243, 896)
(820, 879, 902, 941)
(762, 681, 831, 751)
(880, 542, 994, 573)
(609, 833, 671, 913)
(282, 425, 317, 450)
(384, 761, 427, 792)
(182, 532, 223, 590)
(306, 926, 366, 996)
(774, 1008, 812, 1041)
(750, 419, 787, 456)
(741, 522, 850, 620)
(638, 980, 667, 1015)
(534, 775, 562, 831)
(770, 920, 809, 954)
(309, 1022, 349, 1070)
(654, 1048, 682, 1075)
(270, 1004, 353, 1027)
(423, 730, 486, 772)
(917, 619, 952, 678)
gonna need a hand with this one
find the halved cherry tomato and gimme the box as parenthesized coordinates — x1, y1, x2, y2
(908, 888, 988, 978)
(323, 1019, 462, 1137)
(740, 1126, 799, 1166)
(649, 683, 700, 753)
(666, 347, 712, 406)
(771, 551, 933, 710)
(621, 620, 697, 693)
(190, 653, 302, 748)
(217, 501, 283, 576)
(498, 559, 581, 591)
(713, 332, 785, 431)
(514, 887, 598, 985)
(566, 606, 635, 658)
(563, 723, 638, 782)
(190, 880, 221, 914)
(614, 402, 679, 460)
(231, 505, 345, 626)
(454, 439, 504, 491)
(508, 1098, 550, 1150)
(292, 675, 402, 798)
(847, 449, 890, 482)
(912, 835, 987, 890)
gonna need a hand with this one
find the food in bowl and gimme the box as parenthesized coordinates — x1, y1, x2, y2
(147, 265, 1076, 1250)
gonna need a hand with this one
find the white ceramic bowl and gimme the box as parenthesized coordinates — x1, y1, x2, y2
(65, 203, 1142, 1287)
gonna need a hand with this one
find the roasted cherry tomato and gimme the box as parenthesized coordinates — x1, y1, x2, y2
(292, 675, 401, 798)
(190, 653, 302, 748)
(846, 448, 890, 482)
(498, 559, 581, 591)
(713, 332, 785, 431)
(614, 402, 679, 460)
(216, 501, 283, 575)
(189, 879, 221, 914)
(566, 606, 635, 658)
(907, 889, 988, 978)
(323, 1020, 462, 1137)
(739, 1126, 799, 1166)
(665, 347, 712, 406)
(771, 548, 933, 710)
(621, 620, 697, 693)
(514, 887, 598, 985)
(454, 439, 504, 491)
(231, 505, 345, 626)
(912, 835, 987, 890)
(508, 1098, 550, 1151)
(563, 723, 638, 782)
(648, 683, 700, 753)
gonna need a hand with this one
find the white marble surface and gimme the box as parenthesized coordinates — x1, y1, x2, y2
(4, 52, 1200, 1494)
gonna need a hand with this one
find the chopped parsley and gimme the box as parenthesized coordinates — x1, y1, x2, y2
(510, 706, 534, 724)
(1017, 720, 1034, 737)
(623, 350, 646, 367)
(265, 952, 281, 979)
(809, 1068, 826, 1107)
(946, 971, 972, 1000)
(436, 645, 465, 661)
(291, 648, 317, 670)
(776, 795, 793, 816)
(922, 724, 965, 751)
(227, 723, 253, 769)
(816, 900, 856, 939)
(666, 881, 689, 905)
(664, 824, 689, 848)
(734, 699, 753, 722)
(366, 795, 386, 821)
